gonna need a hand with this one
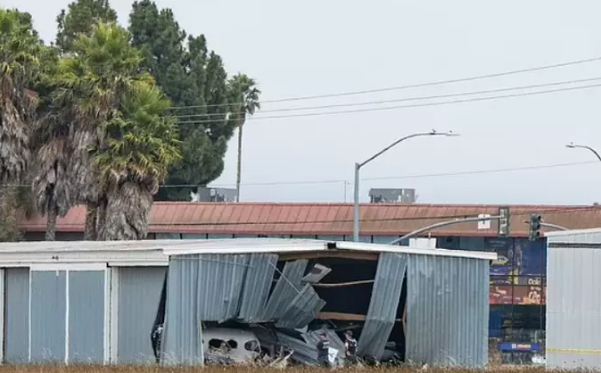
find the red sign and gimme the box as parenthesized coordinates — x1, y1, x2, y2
(489, 285, 546, 305)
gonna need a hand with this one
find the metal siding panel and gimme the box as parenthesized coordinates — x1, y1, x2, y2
(4, 268, 29, 363)
(163, 257, 202, 365)
(238, 253, 278, 322)
(546, 242, 601, 369)
(194, 254, 250, 321)
(357, 252, 407, 360)
(31, 270, 66, 362)
(406, 255, 488, 367)
(275, 284, 326, 330)
(117, 266, 166, 364)
(68, 271, 104, 363)
(262, 260, 308, 321)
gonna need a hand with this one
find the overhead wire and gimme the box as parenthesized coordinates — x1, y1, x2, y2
(172, 76, 601, 120)
(5, 160, 597, 189)
(48, 206, 601, 227)
(155, 160, 598, 188)
(175, 82, 601, 125)
(167, 56, 601, 110)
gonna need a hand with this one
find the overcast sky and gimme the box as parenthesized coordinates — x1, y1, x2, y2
(4, 0, 601, 205)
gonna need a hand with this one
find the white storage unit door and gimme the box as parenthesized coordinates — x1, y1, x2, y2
(117, 266, 166, 363)
(29, 266, 107, 364)
(30, 270, 67, 363)
(4, 268, 30, 363)
(68, 270, 105, 363)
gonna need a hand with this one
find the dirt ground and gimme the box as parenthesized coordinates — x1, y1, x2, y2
(0, 366, 555, 373)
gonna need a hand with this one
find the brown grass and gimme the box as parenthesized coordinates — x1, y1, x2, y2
(0, 366, 560, 373)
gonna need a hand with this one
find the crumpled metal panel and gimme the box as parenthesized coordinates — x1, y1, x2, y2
(194, 254, 250, 322)
(163, 257, 203, 365)
(406, 255, 489, 367)
(262, 259, 308, 321)
(238, 253, 279, 322)
(275, 284, 326, 330)
(357, 252, 407, 360)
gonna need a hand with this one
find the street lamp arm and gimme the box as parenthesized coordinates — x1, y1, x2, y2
(388, 217, 570, 246)
(566, 143, 601, 162)
(358, 132, 437, 168)
(388, 216, 502, 245)
(582, 145, 601, 162)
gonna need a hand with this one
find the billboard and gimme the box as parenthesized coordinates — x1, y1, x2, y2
(487, 237, 546, 288)
(489, 285, 546, 305)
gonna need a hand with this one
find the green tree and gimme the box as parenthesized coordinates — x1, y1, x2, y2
(52, 22, 148, 240)
(94, 81, 181, 240)
(227, 74, 261, 201)
(128, 1, 242, 201)
(56, 0, 117, 53)
(31, 44, 69, 241)
(0, 9, 45, 241)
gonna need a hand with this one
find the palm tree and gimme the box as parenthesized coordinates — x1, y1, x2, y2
(228, 74, 261, 202)
(51, 21, 147, 239)
(0, 9, 44, 241)
(93, 81, 181, 240)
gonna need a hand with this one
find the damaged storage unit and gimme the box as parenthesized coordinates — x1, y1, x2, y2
(159, 239, 496, 367)
(0, 241, 170, 364)
(545, 228, 601, 370)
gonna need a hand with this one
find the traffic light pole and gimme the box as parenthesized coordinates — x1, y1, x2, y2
(387, 216, 569, 246)
(388, 215, 503, 245)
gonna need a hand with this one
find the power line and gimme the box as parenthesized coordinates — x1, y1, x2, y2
(12, 160, 595, 189)
(176, 82, 601, 126)
(172, 76, 601, 120)
(167, 56, 601, 110)
(6, 161, 597, 190)
(48, 205, 601, 227)
(48, 203, 601, 227)
(158, 160, 596, 188)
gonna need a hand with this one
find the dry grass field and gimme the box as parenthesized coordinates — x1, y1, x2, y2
(0, 366, 556, 373)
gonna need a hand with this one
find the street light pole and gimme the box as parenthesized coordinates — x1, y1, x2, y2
(353, 130, 459, 242)
(566, 142, 601, 162)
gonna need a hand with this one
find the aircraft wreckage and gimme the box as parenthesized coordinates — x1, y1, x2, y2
(150, 238, 494, 367)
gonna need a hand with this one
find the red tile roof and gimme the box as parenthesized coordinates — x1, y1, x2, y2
(18, 202, 601, 237)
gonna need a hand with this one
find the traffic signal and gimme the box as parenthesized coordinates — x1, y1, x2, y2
(498, 207, 510, 237)
(529, 214, 542, 241)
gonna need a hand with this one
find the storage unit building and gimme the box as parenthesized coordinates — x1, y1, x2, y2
(0, 239, 495, 367)
(545, 228, 601, 369)
(0, 241, 169, 364)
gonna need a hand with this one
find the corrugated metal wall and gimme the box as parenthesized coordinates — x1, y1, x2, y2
(546, 231, 601, 369)
(4, 268, 30, 363)
(357, 252, 407, 360)
(30, 270, 67, 363)
(163, 257, 203, 365)
(117, 266, 166, 364)
(406, 255, 489, 367)
(68, 271, 105, 363)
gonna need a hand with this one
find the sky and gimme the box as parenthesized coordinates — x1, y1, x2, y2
(4, 0, 601, 205)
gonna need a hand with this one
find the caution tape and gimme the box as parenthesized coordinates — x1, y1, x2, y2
(547, 348, 601, 354)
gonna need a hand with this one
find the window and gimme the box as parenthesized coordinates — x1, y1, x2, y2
(244, 340, 260, 352)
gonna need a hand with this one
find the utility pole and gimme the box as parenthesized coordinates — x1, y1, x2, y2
(235, 107, 243, 202)
(353, 130, 459, 241)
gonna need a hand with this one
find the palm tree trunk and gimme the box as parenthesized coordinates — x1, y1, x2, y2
(45, 197, 58, 241)
(97, 196, 107, 240)
(84, 202, 98, 240)
(0, 186, 21, 242)
(235, 118, 244, 202)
